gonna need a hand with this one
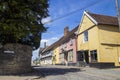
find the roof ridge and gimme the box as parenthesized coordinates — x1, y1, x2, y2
(85, 11, 118, 26)
(87, 12, 117, 18)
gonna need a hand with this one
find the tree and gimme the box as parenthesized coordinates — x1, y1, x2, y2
(0, 0, 49, 49)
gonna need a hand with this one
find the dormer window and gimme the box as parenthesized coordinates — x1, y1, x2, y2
(83, 30, 88, 42)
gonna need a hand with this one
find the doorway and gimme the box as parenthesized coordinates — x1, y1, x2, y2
(84, 51, 89, 64)
(77, 50, 89, 64)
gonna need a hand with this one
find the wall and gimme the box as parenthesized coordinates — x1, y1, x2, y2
(77, 14, 95, 51)
(41, 56, 52, 64)
(0, 43, 32, 75)
(66, 38, 77, 63)
(77, 14, 100, 63)
(53, 47, 59, 64)
(98, 25, 120, 66)
(59, 37, 77, 63)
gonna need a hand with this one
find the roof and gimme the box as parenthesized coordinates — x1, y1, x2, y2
(42, 26, 78, 53)
(85, 11, 118, 26)
(39, 46, 49, 54)
(59, 26, 78, 44)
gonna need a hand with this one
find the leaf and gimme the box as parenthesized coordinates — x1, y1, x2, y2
(0, 0, 49, 49)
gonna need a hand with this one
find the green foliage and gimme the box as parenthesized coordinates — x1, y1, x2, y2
(0, 0, 49, 49)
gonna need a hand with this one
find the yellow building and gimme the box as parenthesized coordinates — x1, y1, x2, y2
(52, 46, 59, 64)
(77, 11, 120, 67)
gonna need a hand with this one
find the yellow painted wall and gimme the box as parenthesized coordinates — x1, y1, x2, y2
(78, 15, 95, 34)
(99, 25, 120, 44)
(89, 26, 100, 62)
(53, 46, 59, 64)
(78, 15, 95, 51)
(98, 25, 120, 66)
(78, 27, 100, 62)
(77, 34, 89, 50)
(77, 15, 100, 49)
(77, 14, 100, 62)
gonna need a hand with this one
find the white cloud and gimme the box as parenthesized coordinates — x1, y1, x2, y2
(41, 17, 52, 24)
(40, 37, 59, 47)
(32, 48, 40, 60)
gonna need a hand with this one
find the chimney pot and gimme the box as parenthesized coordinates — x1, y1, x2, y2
(64, 26, 69, 36)
(44, 42, 46, 48)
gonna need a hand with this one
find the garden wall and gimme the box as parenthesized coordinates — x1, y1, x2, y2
(0, 43, 32, 75)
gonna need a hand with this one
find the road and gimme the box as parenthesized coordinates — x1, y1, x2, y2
(0, 65, 120, 80)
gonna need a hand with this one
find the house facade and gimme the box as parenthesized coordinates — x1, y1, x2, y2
(40, 49, 53, 65)
(39, 26, 78, 65)
(52, 46, 59, 64)
(59, 27, 78, 65)
(39, 42, 53, 65)
(77, 11, 120, 67)
(39, 40, 60, 65)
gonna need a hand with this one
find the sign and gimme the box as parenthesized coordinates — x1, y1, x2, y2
(4, 50, 15, 54)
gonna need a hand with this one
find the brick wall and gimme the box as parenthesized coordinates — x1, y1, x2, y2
(0, 43, 32, 75)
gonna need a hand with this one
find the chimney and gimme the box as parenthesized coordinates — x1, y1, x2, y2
(64, 27, 69, 36)
(44, 42, 46, 48)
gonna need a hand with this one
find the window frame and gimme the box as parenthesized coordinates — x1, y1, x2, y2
(90, 50, 97, 62)
(83, 30, 88, 43)
(68, 50, 73, 62)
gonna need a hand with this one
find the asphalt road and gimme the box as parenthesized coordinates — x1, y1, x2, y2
(32, 65, 120, 80)
(0, 65, 120, 80)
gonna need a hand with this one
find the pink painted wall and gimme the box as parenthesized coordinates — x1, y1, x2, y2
(59, 36, 77, 63)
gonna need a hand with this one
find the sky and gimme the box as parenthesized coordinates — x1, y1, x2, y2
(32, 0, 119, 60)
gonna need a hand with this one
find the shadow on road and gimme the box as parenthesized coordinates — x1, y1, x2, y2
(37, 67, 81, 75)
(20, 65, 83, 78)
(0, 65, 84, 80)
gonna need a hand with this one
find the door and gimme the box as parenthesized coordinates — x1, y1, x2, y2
(84, 51, 89, 64)
(77, 51, 84, 61)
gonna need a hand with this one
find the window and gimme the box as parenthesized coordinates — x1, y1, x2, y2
(83, 30, 88, 42)
(69, 38, 73, 46)
(77, 52, 84, 61)
(90, 50, 97, 62)
(59, 53, 64, 63)
(68, 50, 73, 62)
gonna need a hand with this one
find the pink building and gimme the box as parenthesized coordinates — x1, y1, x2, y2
(58, 26, 78, 65)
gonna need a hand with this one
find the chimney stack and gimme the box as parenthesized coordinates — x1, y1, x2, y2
(64, 27, 69, 36)
(44, 42, 46, 48)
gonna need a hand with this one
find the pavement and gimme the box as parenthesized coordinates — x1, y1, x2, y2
(0, 65, 120, 80)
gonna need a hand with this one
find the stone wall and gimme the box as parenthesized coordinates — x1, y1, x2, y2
(0, 43, 32, 75)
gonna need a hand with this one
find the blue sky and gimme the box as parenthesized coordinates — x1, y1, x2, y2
(32, 0, 118, 60)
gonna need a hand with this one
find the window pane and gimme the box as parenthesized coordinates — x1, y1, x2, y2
(60, 53, 64, 63)
(84, 30, 88, 42)
(90, 50, 97, 62)
(68, 50, 73, 62)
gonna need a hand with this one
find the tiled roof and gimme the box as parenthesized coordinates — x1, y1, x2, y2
(39, 46, 49, 54)
(39, 47, 44, 55)
(59, 26, 78, 44)
(87, 12, 118, 26)
(43, 26, 78, 52)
